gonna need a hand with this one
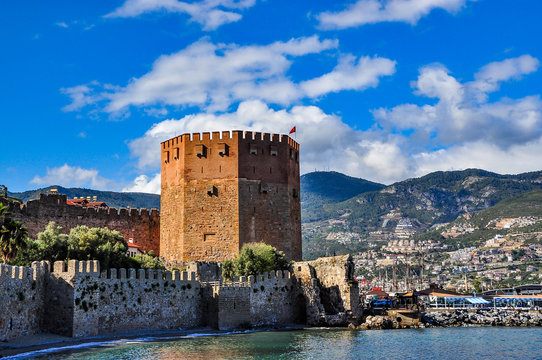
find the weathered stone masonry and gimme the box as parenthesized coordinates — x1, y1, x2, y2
(0, 256, 361, 341)
(0, 262, 48, 341)
(161, 131, 301, 263)
(0, 194, 160, 254)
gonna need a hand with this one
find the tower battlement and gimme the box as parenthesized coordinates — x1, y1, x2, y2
(160, 130, 301, 263)
(161, 130, 299, 150)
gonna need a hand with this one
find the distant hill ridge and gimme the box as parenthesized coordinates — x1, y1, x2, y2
(8, 186, 161, 210)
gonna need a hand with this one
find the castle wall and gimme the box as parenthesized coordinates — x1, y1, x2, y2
(0, 256, 359, 341)
(160, 131, 301, 263)
(1, 194, 160, 254)
(212, 270, 299, 330)
(292, 255, 361, 325)
(0, 262, 48, 341)
(50, 260, 201, 337)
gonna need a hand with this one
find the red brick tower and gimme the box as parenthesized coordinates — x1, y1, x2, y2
(160, 131, 301, 263)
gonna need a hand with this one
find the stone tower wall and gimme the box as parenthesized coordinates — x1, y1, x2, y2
(1, 194, 160, 254)
(161, 131, 301, 263)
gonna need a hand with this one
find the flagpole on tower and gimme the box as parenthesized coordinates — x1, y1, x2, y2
(289, 125, 296, 141)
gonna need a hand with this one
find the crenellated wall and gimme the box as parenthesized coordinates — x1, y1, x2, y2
(0, 256, 359, 341)
(0, 261, 49, 341)
(0, 194, 160, 254)
(48, 260, 201, 337)
(208, 270, 301, 330)
(161, 130, 301, 263)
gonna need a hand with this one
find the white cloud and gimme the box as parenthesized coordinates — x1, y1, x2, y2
(318, 0, 469, 29)
(126, 55, 542, 186)
(61, 82, 102, 112)
(122, 174, 161, 194)
(301, 55, 396, 97)
(105, 0, 257, 30)
(55, 22, 69, 28)
(30, 164, 114, 190)
(62, 37, 396, 113)
(414, 139, 542, 176)
(127, 100, 411, 184)
(374, 55, 542, 149)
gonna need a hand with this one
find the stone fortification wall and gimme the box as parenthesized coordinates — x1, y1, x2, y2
(1, 194, 160, 254)
(0, 256, 360, 341)
(292, 255, 361, 326)
(211, 270, 300, 330)
(50, 260, 201, 337)
(161, 130, 301, 263)
(0, 261, 49, 341)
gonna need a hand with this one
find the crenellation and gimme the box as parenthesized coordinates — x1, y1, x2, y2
(109, 268, 117, 279)
(119, 268, 127, 279)
(138, 268, 146, 280)
(172, 270, 180, 281)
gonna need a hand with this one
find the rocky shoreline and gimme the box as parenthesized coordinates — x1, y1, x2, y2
(352, 309, 542, 330)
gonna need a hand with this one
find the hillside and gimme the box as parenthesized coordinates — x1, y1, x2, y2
(418, 189, 542, 249)
(302, 169, 542, 259)
(300, 171, 385, 222)
(8, 186, 161, 210)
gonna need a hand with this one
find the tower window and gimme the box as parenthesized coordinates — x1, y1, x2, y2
(207, 184, 217, 196)
(270, 145, 278, 156)
(174, 148, 180, 160)
(195, 144, 207, 158)
(249, 143, 258, 155)
(218, 143, 229, 156)
(164, 151, 170, 163)
(260, 182, 269, 193)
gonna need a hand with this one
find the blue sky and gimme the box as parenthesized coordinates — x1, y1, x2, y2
(1, 0, 542, 193)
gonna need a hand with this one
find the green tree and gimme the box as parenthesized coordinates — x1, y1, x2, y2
(132, 253, 165, 269)
(0, 203, 28, 263)
(67, 225, 133, 269)
(222, 243, 291, 280)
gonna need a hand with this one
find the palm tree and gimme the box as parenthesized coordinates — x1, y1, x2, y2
(0, 203, 28, 263)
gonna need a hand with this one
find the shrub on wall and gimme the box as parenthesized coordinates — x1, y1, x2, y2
(222, 243, 291, 280)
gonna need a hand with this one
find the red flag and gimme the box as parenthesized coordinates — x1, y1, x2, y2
(289, 126, 296, 135)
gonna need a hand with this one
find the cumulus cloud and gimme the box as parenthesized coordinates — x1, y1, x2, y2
(62, 37, 396, 113)
(374, 55, 542, 149)
(30, 164, 114, 190)
(126, 55, 542, 186)
(122, 173, 161, 194)
(300, 55, 396, 97)
(127, 100, 410, 184)
(414, 139, 542, 177)
(105, 0, 257, 30)
(318, 0, 469, 29)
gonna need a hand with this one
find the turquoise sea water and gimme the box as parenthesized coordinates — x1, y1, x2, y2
(9, 327, 542, 360)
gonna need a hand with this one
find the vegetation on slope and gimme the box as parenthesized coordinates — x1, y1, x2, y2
(301, 171, 385, 222)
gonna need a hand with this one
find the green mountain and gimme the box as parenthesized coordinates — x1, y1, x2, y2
(300, 171, 385, 222)
(302, 169, 542, 259)
(8, 186, 161, 210)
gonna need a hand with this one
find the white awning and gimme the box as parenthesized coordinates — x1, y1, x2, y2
(466, 297, 490, 304)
